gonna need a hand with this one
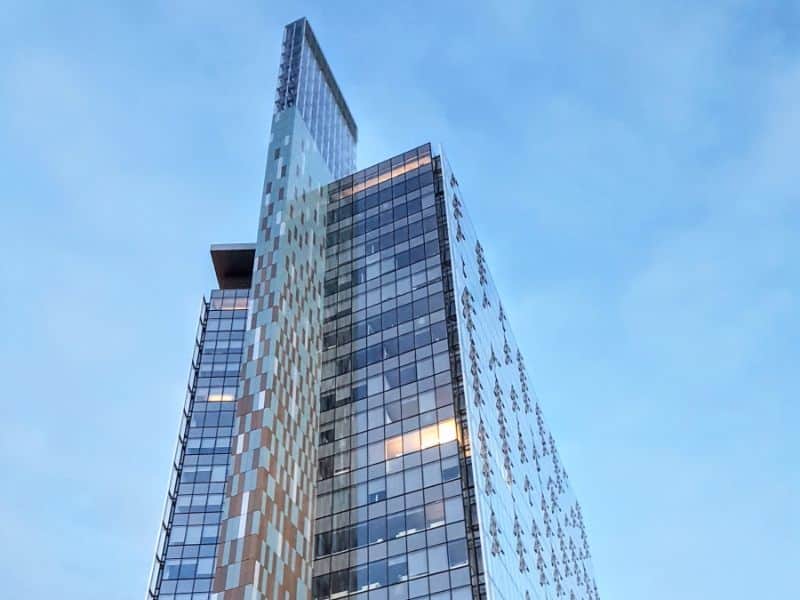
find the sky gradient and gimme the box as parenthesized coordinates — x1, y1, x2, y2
(1, 1, 798, 599)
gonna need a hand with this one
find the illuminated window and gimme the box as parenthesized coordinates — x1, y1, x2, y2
(384, 419, 457, 460)
(403, 430, 421, 454)
(208, 393, 234, 402)
(438, 419, 457, 444)
(385, 437, 403, 460)
(420, 423, 439, 450)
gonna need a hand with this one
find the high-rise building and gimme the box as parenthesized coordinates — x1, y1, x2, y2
(146, 17, 599, 600)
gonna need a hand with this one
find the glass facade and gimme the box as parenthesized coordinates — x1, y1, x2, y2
(146, 17, 600, 600)
(306, 144, 601, 600)
(276, 18, 357, 179)
(211, 19, 338, 598)
(312, 144, 480, 600)
(439, 154, 600, 600)
(147, 289, 250, 600)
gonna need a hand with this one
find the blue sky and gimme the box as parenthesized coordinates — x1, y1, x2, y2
(1, 1, 798, 598)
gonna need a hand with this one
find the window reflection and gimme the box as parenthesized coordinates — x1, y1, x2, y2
(384, 418, 457, 459)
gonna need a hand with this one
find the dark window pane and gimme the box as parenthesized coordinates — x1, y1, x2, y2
(448, 539, 468, 568)
(405, 507, 425, 534)
(381, 309, 397, 330)
(398, 332, 415, 354)
(388, 556, 408, 584)
(382, 337, 398, 358)
(331, 569, 349, 596)
(430, 321, 447, 343)
(313, 575, 330, 600)
(368, 559, 387, 588)
(400, 364, 417, 386)
(350, 565, 369, 594)
(368, 517, 386, 544)
(412, 297, 429, 318)
(352, 522, 368, 548)
(320, 393, 335, 412)
(320, 428, 334, 444)
(332, 527, 351, 553)
(409, 244, 425, 264)
(315, 531, 332, 556)
(397, 302, 413, 324)
(366, 316, 382, 335)
(384, 369, 399, 390)
(318, 457, 333, 480)
(387, 512, 405, 538)
(367, 344, 383, 365)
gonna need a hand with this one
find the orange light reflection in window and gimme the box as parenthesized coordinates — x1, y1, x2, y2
(384, 418, 457, 459)
(333, 155, 432, 201)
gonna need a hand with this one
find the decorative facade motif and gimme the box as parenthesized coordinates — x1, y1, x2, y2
(439, 152, 599, 600)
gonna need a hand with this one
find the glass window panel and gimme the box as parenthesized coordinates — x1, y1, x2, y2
(316, 531, 332, 556)
(402, 430, 420, 454)
(407, 548, 427, 577)
(425, 501, 445, 529)
(420, 424, 439, 449)
(385, 436, 403, 460)
(387, 555, 408, 584)
(438, 419, 456, 445)
(418, 390, 436, 413)
(368, 442, 385, 465)
(368, 407, 384, 429)
(368, 559, 387, 589)
(417, 358, 434, 380)
(427, 544, 448, 574)
(386, 472, 404, 498)
(441, 457, 459, 481)
(332, 527, 350, 553)
(405, 507, 425, 534)
(333, 489, 349, 513)
(387, 512, 405, 539)
(170, 526, 186, 544)
(401, 395, 418, 418)
(196, 557, 213, 576)
(447, 539, 468, 568)
(404, 467, 422, 492)
(385, 401, 402, 423)
(451, 587, 472, 600)
(369, 516, 387, 544)
(350, 565, 369, 594)
(331, 569, 349, 597)
(386, 457, 403, 474)
(368, 477, 386, 503)
(351, 482, 368, 507)
(423, 461, 442, 487)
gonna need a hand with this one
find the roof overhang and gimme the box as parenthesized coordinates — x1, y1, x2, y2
(210, 243, 256, 290)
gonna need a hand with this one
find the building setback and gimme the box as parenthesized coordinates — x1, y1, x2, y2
(146, 17, 599, 600)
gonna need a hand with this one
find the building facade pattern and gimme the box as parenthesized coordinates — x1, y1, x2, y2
(439, 154, 599, 600)
(276, 18, 357, 180)
(147, 16, 600, 600)
(211, 106, 332, 600)
(309, 145, 481, 600)
(147, 289, 250, 600)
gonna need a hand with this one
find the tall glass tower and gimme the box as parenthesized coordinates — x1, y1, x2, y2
(146, 17, 599, 600)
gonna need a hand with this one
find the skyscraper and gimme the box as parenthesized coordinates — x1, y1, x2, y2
(146, 17, 599, 600)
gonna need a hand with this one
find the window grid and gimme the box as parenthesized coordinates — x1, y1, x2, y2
(312, 144, 479, 600)
(148, 289, 249, 600)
